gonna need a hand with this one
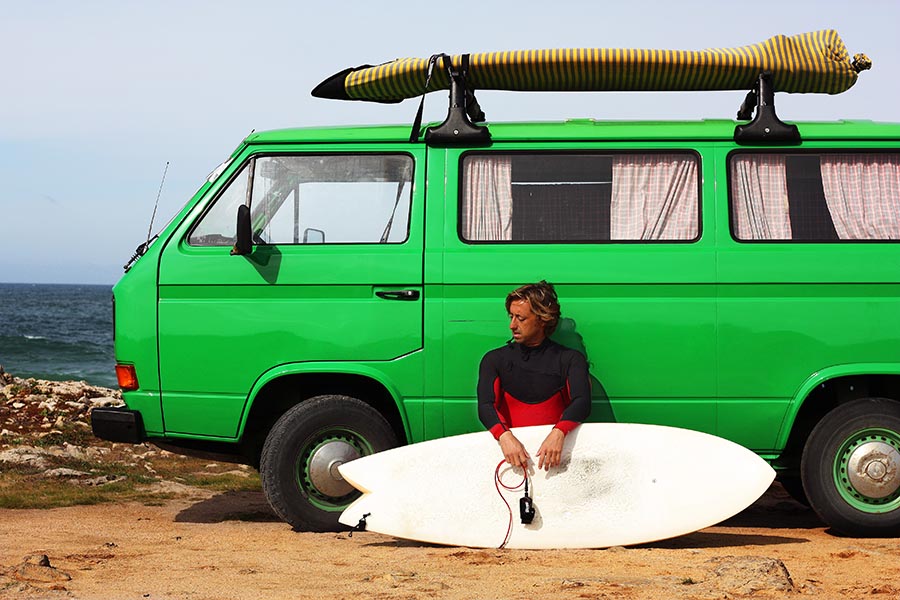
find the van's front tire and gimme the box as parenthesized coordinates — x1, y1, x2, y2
(801, 397, 900, 537)
(260, 395, 398, 532)
(777, 474, 809, 506)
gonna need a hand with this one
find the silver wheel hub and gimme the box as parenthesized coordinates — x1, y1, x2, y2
(308, 440, 361, 498)
(847, 441, 900, 499)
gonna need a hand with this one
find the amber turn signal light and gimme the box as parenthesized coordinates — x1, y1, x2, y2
(115, 364, 139, 391)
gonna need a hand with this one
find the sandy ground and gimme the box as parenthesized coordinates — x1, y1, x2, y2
(2, 484, 900, 600)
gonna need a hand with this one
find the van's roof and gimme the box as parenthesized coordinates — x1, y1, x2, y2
(245, 119, 900, 145)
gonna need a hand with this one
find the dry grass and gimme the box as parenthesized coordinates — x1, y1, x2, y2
(0, 442, 261, 510)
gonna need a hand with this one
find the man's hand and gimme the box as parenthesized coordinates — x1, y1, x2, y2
(498, 431, 530, 468)
(536, 428, 565, 470)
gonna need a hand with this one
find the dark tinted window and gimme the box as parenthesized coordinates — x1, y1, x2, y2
(730, 152, 900, 242)
(460, 152, 699, 243)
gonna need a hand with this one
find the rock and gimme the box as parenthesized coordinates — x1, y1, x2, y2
(62, 443, 89, 460)
(0, 446, 52, 468)
(89, 396, 124, 408)
(0, 429, 14, 436)
(85, 446, 110, 458)
(197, 469, 251, 478)
(26, 554, 51, 567)
(11, 402, 25, 409)
(369, 571, 417, 586)
(73, 474, 127, 486)
(705, 556, 794, 595)
(145, 480, 204, 496)
(12, 554, 72, 583)
(43, 468, 90, 478)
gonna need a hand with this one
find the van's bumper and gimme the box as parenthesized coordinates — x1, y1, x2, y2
(91, 407, 145, 443)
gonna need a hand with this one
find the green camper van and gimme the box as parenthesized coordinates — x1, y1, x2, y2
(93, 32, 900, 537)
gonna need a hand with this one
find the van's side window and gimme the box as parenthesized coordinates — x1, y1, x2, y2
(730, 152, 900, 241)
(188, 154, 414, 246)
(459, 153, 699, 242)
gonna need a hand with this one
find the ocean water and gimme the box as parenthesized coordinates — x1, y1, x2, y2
(0, 283, 116, 388)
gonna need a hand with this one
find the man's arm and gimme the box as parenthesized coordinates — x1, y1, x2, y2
(477, 350, 508, 440)
(477, 350, 530, 468)
(536, 349, 591, 470)
(555, 349, 592, 433)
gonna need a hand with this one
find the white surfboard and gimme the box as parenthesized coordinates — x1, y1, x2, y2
(338, 423, 775, 549)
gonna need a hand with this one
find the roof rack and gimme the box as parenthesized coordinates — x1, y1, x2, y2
(417, 67, 801, 146)
(417, 55, 490, 147)
(735, 72, 800, 144)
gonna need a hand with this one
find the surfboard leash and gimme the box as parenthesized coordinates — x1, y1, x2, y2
(347, 512, 370, 538)
(493, 460, 532, 549)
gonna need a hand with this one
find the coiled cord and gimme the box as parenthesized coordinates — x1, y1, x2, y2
(494, 459, 528, 548)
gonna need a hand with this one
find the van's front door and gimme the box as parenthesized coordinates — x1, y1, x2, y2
(156, 147, 425, 438)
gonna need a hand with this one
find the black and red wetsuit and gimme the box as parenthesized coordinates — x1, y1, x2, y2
(477, 339, 591, 440)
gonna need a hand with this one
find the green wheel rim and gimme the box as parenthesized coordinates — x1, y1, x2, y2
(833, 427, 900, 513)
(296, 428, 373, 512)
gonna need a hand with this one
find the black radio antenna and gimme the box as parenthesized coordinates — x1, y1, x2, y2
(146, 161, 169, 244)
(124, 161, 169, 271)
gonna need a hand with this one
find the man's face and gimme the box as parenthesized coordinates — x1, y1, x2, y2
(508, 298, 546, 347)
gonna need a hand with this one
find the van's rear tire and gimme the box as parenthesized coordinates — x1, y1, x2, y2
(260, 395, 398, 532)
(800, 397, 900, 537)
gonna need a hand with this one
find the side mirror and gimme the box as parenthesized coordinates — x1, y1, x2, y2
(303, 228, 325, 244)
(231, 205, 252, 256)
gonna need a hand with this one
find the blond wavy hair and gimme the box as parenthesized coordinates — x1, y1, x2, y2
(505, 280, 561, 335)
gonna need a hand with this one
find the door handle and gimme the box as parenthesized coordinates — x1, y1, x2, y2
(375, 289, 420, 301)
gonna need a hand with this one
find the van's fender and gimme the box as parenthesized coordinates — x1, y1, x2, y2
(776, 362, 900, 450)
(235, 362, 413, 441)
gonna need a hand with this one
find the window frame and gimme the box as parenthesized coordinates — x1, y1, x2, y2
(186, 151, 417, 247)
(456, 149, 703, 245)
(727, 148, 900, 244)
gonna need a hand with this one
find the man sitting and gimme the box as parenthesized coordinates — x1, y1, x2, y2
(477, 281, 591, 470)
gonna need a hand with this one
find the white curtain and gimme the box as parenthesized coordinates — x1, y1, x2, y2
(611, 154, 698, 240)
(820, 154, 900, 240)
(731, 155, 791, 240)
(461, 156, 513, 241)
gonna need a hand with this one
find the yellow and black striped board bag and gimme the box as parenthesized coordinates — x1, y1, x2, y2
(313, 30, 870, 103)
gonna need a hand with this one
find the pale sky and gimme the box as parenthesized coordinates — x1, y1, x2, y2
(2, 0, 898, 284)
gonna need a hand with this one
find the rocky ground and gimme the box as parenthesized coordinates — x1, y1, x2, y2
(0, 367, 255, 497)
(2, 366, 900, 599)
(0, 368, 127, 487)
(0, 366, 122, 440)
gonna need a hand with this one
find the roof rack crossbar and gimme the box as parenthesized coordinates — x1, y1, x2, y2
(734, 72, 801, 145)
(422, 55, 491, 147)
